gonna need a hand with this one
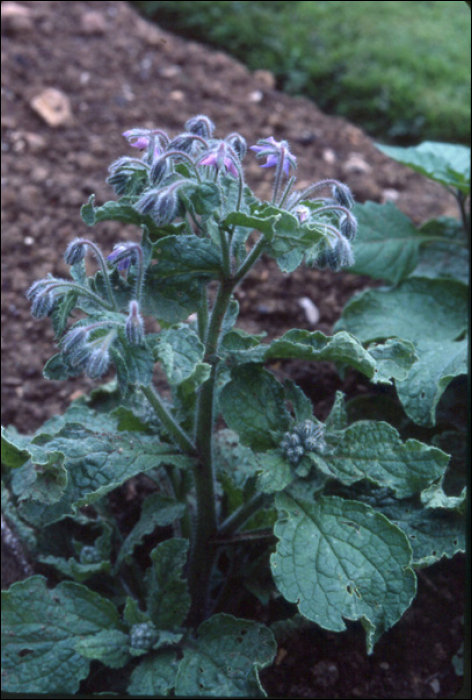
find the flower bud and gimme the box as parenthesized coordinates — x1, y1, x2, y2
(334, 236, 354, 268)
(185, 115, 215, 139)
(85, 345, 111, 379)
(150, 157, 168, 186)
(64, 238, 87, 266)
(153, 187, 180, 225)
(340, 213, 357, 242)
(30, 290, 55, 318)
(167, 134, 203, 154)
(294, 205, 310, 223)
(134, 189, 160, 216)
(225, 132, 247, 160)
(125, 300, 145, 346)
(60, 326, 89, 354)
(332, 184, 354, 209)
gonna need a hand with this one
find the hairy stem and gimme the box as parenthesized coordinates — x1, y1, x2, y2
(187, 279, 235, 626)
(140, 384, 196, 455)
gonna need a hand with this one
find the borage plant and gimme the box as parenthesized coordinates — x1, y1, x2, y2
(1, 116, 465, 697)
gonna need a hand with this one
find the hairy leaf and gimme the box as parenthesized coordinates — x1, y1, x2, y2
(117, 494, 186, 567)
(325, 421, 449, 498)
(152, 325, 205, 384)
(7, 412, 194, 527)
(265, 330, 377, 378)
(128, 650, 180, 696)
(349, 201, 424, 284)
(395, 338, 467, 426)
(220, 365, 290, 449)
(271, 494, 416, 653)
(145, 538, 191, 629)
(174, 613, 276, 697)
(1, 575, 123, 694)
(335, 277, 468, 343)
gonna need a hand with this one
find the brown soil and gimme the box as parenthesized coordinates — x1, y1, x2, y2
(1, 2, 465, 698)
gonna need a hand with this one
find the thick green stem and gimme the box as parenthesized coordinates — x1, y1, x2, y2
(187, 279, 235, 626)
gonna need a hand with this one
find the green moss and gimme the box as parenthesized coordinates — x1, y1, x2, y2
(132, 0, 471, 145)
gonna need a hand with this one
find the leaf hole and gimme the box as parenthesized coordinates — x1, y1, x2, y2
(18, 649, 34, 658)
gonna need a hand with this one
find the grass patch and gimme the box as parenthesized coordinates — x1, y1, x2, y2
(132, 0, 470, 145)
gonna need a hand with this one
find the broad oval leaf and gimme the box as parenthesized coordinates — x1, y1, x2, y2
(271, 493, 416, 653)
(1, 575, 122, 694)
(220, 365, 290, 450)
(348, 201, 423, 284)
(376, 141, 470, 194)
(174, 613, 276, 698)
(335, 277, 468, 343)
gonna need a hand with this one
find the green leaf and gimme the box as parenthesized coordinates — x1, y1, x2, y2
(412, 218, 469, 283)
(284, 379, 314, 423)
(111, 339, 155, 394)
(117, 494, 186, 567)
(142, 235, 222, 322)
(152, 234, 222, 280)
(395, 338, 467, 426)
(254, 449, 294, 493)
(43, 352, 84, 381)
(220, 329, 267, 366)
(223, 209, 281, 237)
(145, 538, 191, 630)
(367, 338, 418, 384)
(10, 412, 194, 527)
(1, 426, 33, 468)
(74, 629, 130, 669)
(349, 202, 425, 284)
(187, 181, 221, 215)
(271, 494, 416, 653)
(174, 613, 277, 698)
(326, 421, 449, 498)
(324, 391, 349, 432)
(1, 575, 122, 694)
(153, 325, 205, 384)
(37, 553, 111, 583)
(80, 194, 171, 237)
(220, 365, 290, 450)
(376, 141, 471, 194)
(265, 330, 377, 379)
(355, 485, 466, 568)
(128, 650, 180, 696)
(2, 435, 67, 505)
(335, 277, 468, 343)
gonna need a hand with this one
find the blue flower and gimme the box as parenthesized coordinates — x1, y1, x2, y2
(250, 136, 297, 175)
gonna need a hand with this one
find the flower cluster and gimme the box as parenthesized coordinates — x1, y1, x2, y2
(27, 235, 147, 380)
(130, 623, 159, 651)
(281, 420, 327, 466)
(26, 115, 357, 385)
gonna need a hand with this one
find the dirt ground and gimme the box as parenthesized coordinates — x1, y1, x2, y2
(1, 2, 465, 698)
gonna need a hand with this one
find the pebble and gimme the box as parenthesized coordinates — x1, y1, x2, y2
(30, 88, 73, 127)
(298, 297, 320, 325)
(80, 11, 107, 35)
(1, 1, 34, 33)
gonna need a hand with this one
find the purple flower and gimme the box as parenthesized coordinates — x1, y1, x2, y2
(197, 142, 239, 178)
(123, 129, 161, 158)
(250, 136, 297, 175)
